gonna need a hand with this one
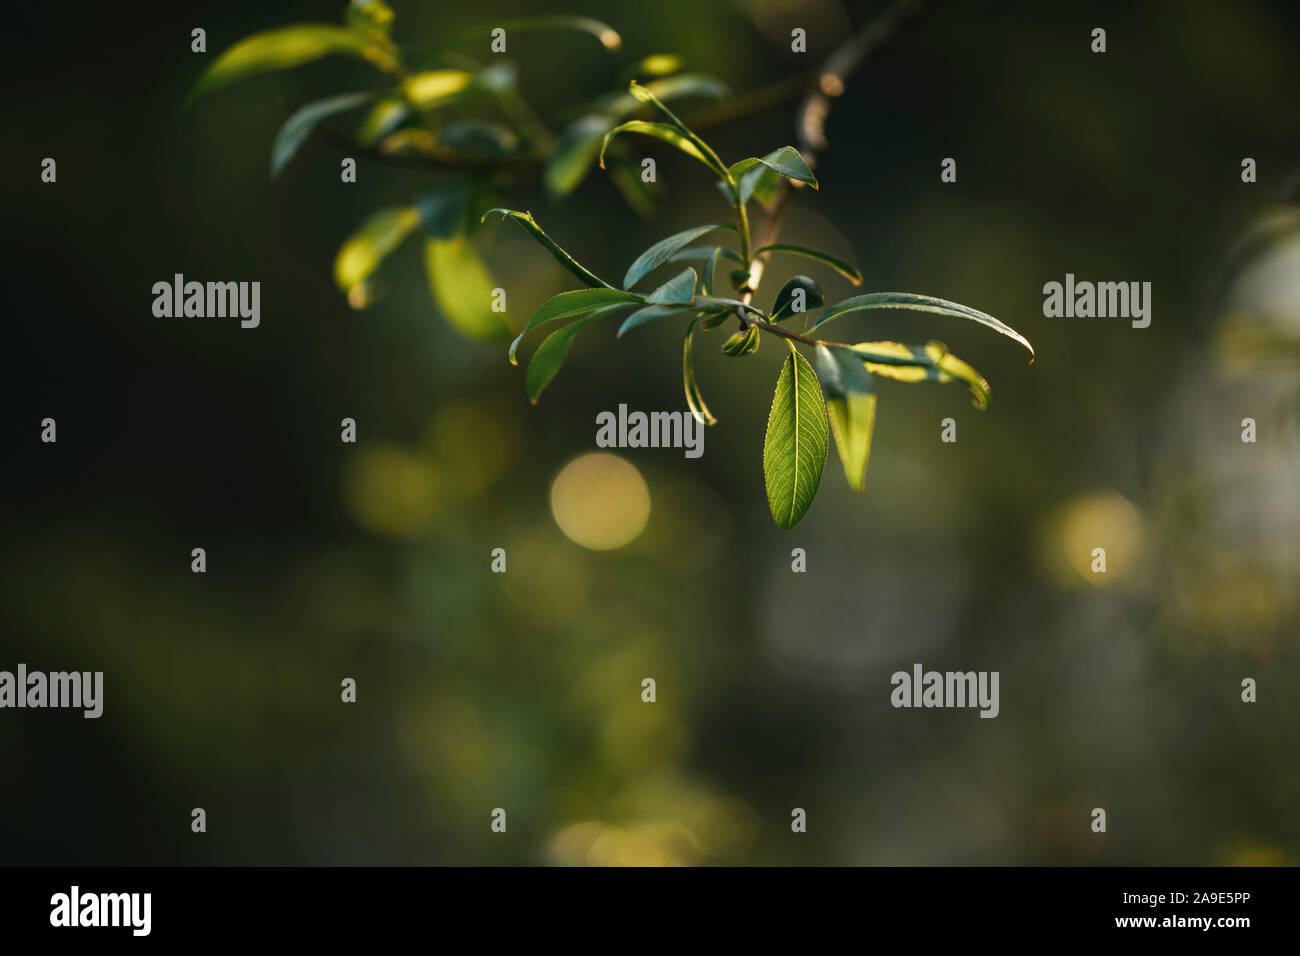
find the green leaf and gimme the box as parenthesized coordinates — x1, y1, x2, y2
(415, 181, 471, 239)
(334, 206, 420, 293)
(699, 306, 734, 330)
(483, 209, 612, 290)
(754, 244, 862, 284)
(729, 146, 818, 191)
(667, 246, 744, 271)
(763, 345, 829, 530)
(546, 115, 614, 197)
(425, 238, 510, 340)
(346, 0, 394, 35)
(810, 292, 1035, 359)
(623, 225, 734, 289)
(617, 303, 694, 338)
(723, 159, 783, 207)
(401, 70, 474, 109)
(771, 275, 824, 322)
(849, 340, 992, 409)
(357, 96, 409, 146)
(814, 344, 877, 491)
(606, 74, 730, 121)
(509, 288, 641, 363)
(683, 318, 717, 426)
(271, 91, 374, 178)
(525, 303, 628, 402)
(645, 267, 698, 305)
(600, 120, 719, 176)
(722, 325, 760, 356)
(188, 25, 398, 103)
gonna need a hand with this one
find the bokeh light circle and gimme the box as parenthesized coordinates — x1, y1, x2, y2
(550, 453, 650, 550)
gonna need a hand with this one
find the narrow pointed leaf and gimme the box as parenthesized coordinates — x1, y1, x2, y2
(754, 243, 862, 284)
(815, 344, 876, 491)
(525, 303, 628, 401)
(483, 209, 612, 290)
(849, 340, 992, 409)
(624, 225, 734, 289)
(617, 303, 694, 338)
(509, 288, 641, 363)
(606, 74, 730, 121)
(188, 25, 398, 103)
(624, 81, 729, 180)
(401, 70, 474, 109)
(763, 346, 829, 529)
(645, 267, 697, 305)
(811, 292, 1034, 359)
(599, 120, 719, 176)
(729, 146, 817, 191)
(271, 91, 374, 177)
(683, 318, 717, 425)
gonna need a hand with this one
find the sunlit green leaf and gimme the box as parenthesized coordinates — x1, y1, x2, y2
(483, 209, 612, 291)
(525, 303, 629, 402)
(754, 243, 862, 284)
(815, 344, 877, 491)
(509, 288, 641, 363)
(600, 120, 717, 175)
(771, 275, 824, 322)
(271, 91, 374, 178)
(683, 318, 717, 425)
(334, 206, 420, 293)
(849, 340, 992, 409)
(623, 225, 734, 289)
(811, 292, 1034, 359)
(763, 344, 829, 529)
(188, 25, 398, 103)
(425, 238, 510, 340)
(401, 70, 474, 109)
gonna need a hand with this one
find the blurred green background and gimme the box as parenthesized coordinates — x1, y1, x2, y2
(4, 0, 1299, 865)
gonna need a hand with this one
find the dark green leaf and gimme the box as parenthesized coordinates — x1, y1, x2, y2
(771, 275, 824, 322)
(683, 318, 717, 425)
(763, 345, 829, 529)
(645, 267, 698, 305)
(728, 146, 818, 191)
(271, 91, 374, 178)
(810, 292, 1035, 359)
(623, 225, 734, 289)
(545, 115, 614, 197)
(754, 243, 862, 284)
(437, 120, 519, 159)
(482, 209, 612, 290)
(188, 25, 398, 103)
(509, 288, 641, 363)
(525, 303, 627, 401)
(617, 303, 695, 338)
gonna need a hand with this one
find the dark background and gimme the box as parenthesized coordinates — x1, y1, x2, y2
(3, 0, 1299, 865)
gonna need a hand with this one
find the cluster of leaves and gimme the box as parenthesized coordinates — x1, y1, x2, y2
(497, 83, 1034, 529)
(189, 0, 730, 339)
(191, 1, 1035, 529)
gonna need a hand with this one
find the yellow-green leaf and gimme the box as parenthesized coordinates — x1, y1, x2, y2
(189, 25, 398, 103)
(763, 345, 829, 529)
(401, 70, 474, 109)
(334, 206, 420, 294)
(425, 238, 510, 341)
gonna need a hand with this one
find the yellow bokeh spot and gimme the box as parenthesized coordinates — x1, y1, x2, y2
(1044, 490, 1144, 587)
(550, 453, 650, 551)
(346, 444, 439, 537)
